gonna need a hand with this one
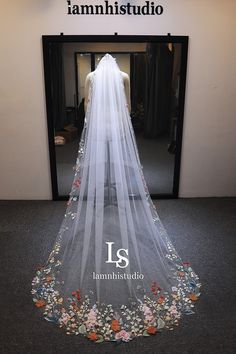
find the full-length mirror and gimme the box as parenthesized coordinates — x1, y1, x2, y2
(43, 35, 188, 199)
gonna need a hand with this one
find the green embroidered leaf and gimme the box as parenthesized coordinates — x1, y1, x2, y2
(157, 318, 165, 329)
(143, 330, 150, 336)
(95, 335, 104, 343)
(78, 324, 86, 334)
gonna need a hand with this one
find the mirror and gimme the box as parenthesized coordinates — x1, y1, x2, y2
(43, 35, 188, 199)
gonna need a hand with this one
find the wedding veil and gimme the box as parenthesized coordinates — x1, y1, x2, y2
(32, 54, 201, 342)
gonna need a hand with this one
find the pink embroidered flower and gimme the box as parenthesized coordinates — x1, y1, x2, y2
(115, 330, 131, 342)
(59, 312, 70, 325)
(73, 179, 81, 188)
(169, 304, 179, 317)
(143, 304, 155, 323)
(85, 308, 98, 329)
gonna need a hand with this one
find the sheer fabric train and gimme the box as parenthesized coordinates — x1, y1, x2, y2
(32, 54, 201, 343)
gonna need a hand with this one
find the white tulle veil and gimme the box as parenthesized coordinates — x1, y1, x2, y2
(32, 54, 201, 342)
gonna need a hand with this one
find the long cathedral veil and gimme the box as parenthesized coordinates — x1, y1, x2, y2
(32, 54, 201, 343)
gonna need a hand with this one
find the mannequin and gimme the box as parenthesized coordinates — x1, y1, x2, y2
(84, 69, 131, 114)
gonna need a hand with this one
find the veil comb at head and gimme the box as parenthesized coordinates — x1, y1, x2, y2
(32, 53, 201, 343)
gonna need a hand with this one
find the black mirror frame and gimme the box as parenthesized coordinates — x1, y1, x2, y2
(42, 34, 189, 200)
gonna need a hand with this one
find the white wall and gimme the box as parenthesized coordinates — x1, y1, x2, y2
(0, 0, 236, 199)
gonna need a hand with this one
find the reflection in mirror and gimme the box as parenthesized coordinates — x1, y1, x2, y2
(50, 41, 182, 197)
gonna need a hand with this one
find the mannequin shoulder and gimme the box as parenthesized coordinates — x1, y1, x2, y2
(120, 71, 129, 80)
(120, 71, 130, 84)
(85, 71, 95, 84)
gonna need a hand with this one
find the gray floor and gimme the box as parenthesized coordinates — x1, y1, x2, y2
(0, 198, 236, 354)
(56, 134, 175, 196)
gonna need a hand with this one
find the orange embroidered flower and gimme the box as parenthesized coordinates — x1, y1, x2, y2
(35, 300, 46, 308)
(36, 265, 44, 271)
(178, 271, 185, 277)
(71, 289, 81, 301)
(157, 295, 165, 304)
(151, 281, 157, 288)
(151, 281, 162, 295)
(45, 276, 53, 283)
(147, 326, 157, 334)
(111, 319, 121, 332)
(87, 332, 98, 341)
(71, 301, 79, 310)
(189, 293, 198, 301)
